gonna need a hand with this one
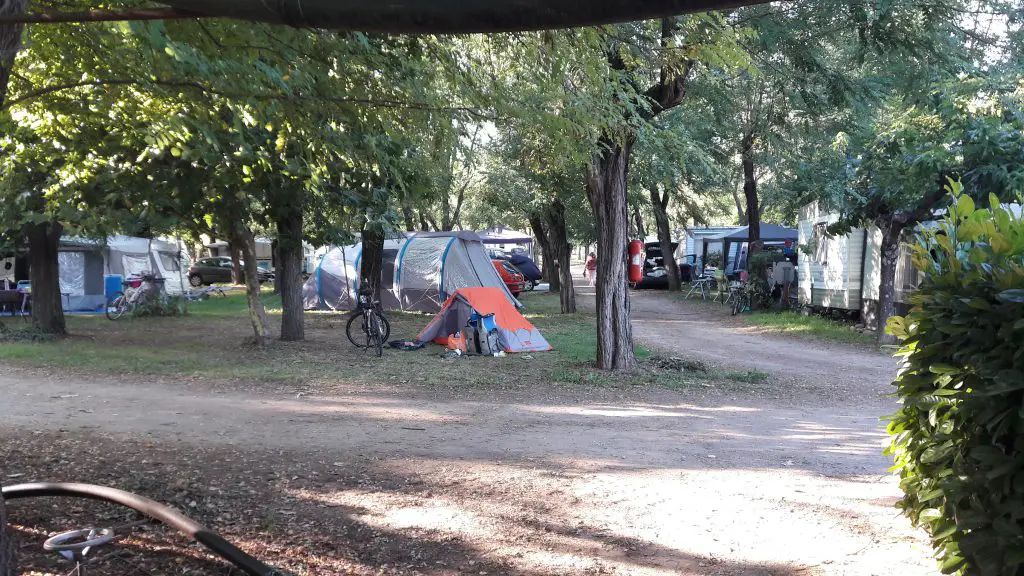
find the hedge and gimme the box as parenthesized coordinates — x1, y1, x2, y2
(887, 183, 1024, 575)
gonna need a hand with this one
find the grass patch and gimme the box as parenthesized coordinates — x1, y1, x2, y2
(743, 311, 874, 345)
(0, 289, 694, 393)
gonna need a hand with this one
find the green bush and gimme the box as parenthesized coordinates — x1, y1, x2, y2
(887, 184, 1024, 575)
(745, 252, 775, 309)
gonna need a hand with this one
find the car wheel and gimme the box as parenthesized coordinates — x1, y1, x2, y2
(189, 274, 203, 287)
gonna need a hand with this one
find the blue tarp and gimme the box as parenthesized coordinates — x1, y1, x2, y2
(507, 254, 542, 281)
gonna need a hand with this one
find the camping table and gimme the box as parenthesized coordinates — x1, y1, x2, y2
(685, 276, 714, 300)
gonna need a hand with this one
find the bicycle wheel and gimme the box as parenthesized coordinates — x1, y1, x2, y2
(367, 310, 385, 357)
(731, 293, 743, 316)
(346, 310, 367, 347)
(105, 292, 128, 320)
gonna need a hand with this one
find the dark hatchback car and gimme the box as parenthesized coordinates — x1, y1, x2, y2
(188, 256, 273, 287)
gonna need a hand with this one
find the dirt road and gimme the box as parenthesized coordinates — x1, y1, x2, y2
(0, 283, 933, 575)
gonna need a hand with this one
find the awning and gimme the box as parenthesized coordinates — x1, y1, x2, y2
(704, 224, 797, 243)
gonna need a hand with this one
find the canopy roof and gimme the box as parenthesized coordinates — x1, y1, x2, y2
(477, 227, 532, 245)
(152, 0, 766, 32)
(704, 224, 797, 243)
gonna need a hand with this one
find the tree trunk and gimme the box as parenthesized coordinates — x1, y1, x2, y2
(229, 243, 242, 284)
(275, 208, 304, 341)
(586, 139, 637, 371)
(27, 220, 66, 335)
(731, 187, 748, 225)
(741, 133, 761, 257)
(271, 240, 282, 294)
(359, 222, 385, 302)
(876, 222, 902, 345)
(418, 211, 430, 232)
(528, 212, 558, 290)
(632, 205, 646, 239)
(231, 227, 268, 346)
(649, 185, 681, 292)
(546, 198, 576, 313)
(402, 205, 416, 232)
(0, 0, 27, 109)
(0, 487, 10, 576)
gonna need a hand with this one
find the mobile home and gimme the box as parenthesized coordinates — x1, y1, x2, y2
(798, 202, 921, 327)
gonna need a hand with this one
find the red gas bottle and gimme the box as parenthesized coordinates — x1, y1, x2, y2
(628, 239, 644, 284)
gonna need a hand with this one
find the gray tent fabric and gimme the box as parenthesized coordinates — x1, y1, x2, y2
(303, 231, 520, 313)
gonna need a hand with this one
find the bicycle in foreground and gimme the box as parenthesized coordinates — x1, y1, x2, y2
(2, 482, 287, 575)
(345, 292, 391, 357)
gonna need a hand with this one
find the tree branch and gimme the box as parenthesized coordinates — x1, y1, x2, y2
(3, 77, 498, 119)
(0, 7, 204, 24)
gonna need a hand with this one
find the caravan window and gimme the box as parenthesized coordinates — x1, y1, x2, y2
(812, 223, 830, 265)
(157, 251, 180, 271)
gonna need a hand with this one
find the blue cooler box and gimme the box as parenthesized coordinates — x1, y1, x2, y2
(104, 274, 123, 301)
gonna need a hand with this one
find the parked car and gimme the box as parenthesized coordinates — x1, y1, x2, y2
(188, 256, 273, 287)
(492, 259, 526, 297)
(630, 241, 686, 289)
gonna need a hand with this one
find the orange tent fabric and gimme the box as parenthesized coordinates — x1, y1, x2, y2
(416, 287, 552, 352)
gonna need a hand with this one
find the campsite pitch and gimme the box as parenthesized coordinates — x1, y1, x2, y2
(0, 289, 933, 575)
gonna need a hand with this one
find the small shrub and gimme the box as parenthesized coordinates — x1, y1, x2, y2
(746, 252, 775, 309)
(134, 294, 185, 317)
(886, 184, 1024, 575)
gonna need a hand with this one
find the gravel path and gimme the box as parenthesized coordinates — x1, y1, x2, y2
(0, 280, 935, 575)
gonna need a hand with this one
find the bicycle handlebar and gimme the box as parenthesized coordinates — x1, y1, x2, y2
(3, 482, 287, 576)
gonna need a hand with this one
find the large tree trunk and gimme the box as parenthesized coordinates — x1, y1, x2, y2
(649, 185, 681, 292)
(528, 212, 558, 291)
(359, 222, 385, 302)
(741, 133, 762, 258)
(876, 222, 902, 346)
(229, 243, 242, 284)
(0, 488, 10, 576)
(275, 207, 304, 341)
(546, 198, 576, 313)
(231, 226, 268, 346)
(27, 220, 66, 335)
(586, 139, 637, 371)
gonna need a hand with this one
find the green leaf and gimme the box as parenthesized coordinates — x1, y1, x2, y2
(956, 195, 975, 219)
(170, 147, 182, 157)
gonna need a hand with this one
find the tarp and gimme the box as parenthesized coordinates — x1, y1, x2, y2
(705, 224, 798, 243)
(416, 287, 551, 353)
(303, 231, 520, 313)
(507, 254, 541, 281)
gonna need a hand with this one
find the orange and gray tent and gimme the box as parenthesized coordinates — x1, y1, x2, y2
(416, 287, 551, 353)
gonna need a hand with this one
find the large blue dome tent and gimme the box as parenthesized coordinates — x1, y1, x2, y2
(302, 231, 520, 313)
